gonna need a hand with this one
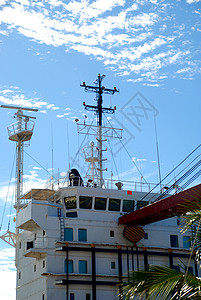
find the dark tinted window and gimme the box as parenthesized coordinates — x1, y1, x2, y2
(123, 200, 134, 212)
(94, 197, 107, 210)
(109, 198, 121, 211)
(66, 212, 78, 218)
(64, 228, 73, 241)
(170, 235, 178, 248)
(79, 196, 92, 209)
(78, 229, 87, 241)
(137, 201, 148, 210)
(64, 196, 76, 209)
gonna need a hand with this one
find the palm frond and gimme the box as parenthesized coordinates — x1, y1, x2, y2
(119, 265, 201, 300)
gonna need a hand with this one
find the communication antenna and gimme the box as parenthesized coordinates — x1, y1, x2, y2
(80, 74, 119, 187)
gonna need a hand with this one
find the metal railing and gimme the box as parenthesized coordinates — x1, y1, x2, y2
(7, 120, 35, 138)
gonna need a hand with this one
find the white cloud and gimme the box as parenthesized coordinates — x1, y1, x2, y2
(0, 88, 59, 112)
(186, 0, 201, 3)
(0, 0, 200, 82)
(0, 248, 16, 300)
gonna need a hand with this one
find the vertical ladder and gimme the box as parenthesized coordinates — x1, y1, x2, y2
(60, 217, 65, 241)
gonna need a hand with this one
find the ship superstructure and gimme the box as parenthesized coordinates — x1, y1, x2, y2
(1, 75, 201, 300)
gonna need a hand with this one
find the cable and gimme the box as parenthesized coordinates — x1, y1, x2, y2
(139, 143, 201, 201)
(23, 150, 58, 182)
(103, 117, 120, 182)
(103, 113, 149, 186)
(0, 152, 15, 232)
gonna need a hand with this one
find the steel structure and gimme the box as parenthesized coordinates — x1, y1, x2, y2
(80, 74, 119, 187)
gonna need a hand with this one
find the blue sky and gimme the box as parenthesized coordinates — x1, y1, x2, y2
(0, 0, 200, 298)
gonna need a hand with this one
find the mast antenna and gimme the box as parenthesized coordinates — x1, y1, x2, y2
(0, 104, 38, 248)
(0, 105, 38, 212)
(80, 74, 119, 187)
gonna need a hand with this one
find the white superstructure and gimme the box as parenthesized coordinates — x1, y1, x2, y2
(1, 76, 200, 300)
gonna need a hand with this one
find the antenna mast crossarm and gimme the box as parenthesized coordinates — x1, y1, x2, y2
(80, 74, 119, 187)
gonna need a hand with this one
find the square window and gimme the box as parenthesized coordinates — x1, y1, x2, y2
(111, 262, 115, 269)
(170, 235, 178, 248)
(123, 200, 134, 212)
(137, 201, 148, 210)
(64, 196, 77, 210)
(64, 228, 73, 241)
(109, 198, 121, 211)
(183, 236, 191, 249)
(86, 294, 90, 300)
(94, 197, 107, 210)
(65, 260, 73, 273)
(79, 196, 92, 209)
(79, 260, 87, 274)
(185, 266, 193, 275)
(110, 230, 114, 237)
(27, 241, 33, 250)
(70, 294, 75, 300)
(144, 233, 148, 239)
(78, 229, 87, 242)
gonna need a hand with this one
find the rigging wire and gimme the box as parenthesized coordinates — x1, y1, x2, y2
(146, 153, 201, 204)
(0, 152, 15, 232)
(103, 117, 120, 182)
(7, 183, 15, 231)
(139, 143, 201, 201)
(23, 150, 58, 182)
(104, 113, 149, 185)
(153, 112, 162, 191)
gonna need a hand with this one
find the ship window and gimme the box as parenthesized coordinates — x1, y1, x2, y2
(27, 241, 33, 250)
(170, 235, 178, 248)
(111, 262, 115, 269)
(70, 294, 75, 300)
(66, 212, 78, 218)
(94, 197, 107, 210)
(34, 265, 36, 272)
(64, 228, 73, 241)
(86, 294, 90, 300)
(79, 196, 92, 209)
(78, 229, 87, 242)
(64, 196, 77, 210)
(65, 260, 73, 273)
(173, 265, 180, 272)
(109, 198, 121, 211)
(123, 200, 134, 212)
(79, 260, 87, 274)
(137, 201, 148, 210)
(110, 230, 114, 237)
(183, 236, 191, 249)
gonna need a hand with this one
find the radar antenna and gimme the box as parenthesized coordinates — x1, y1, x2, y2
(0, 105, 38, 247)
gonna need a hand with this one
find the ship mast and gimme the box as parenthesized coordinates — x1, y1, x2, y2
(0, 105, 37, 248)
(81, 74, 119, 187)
